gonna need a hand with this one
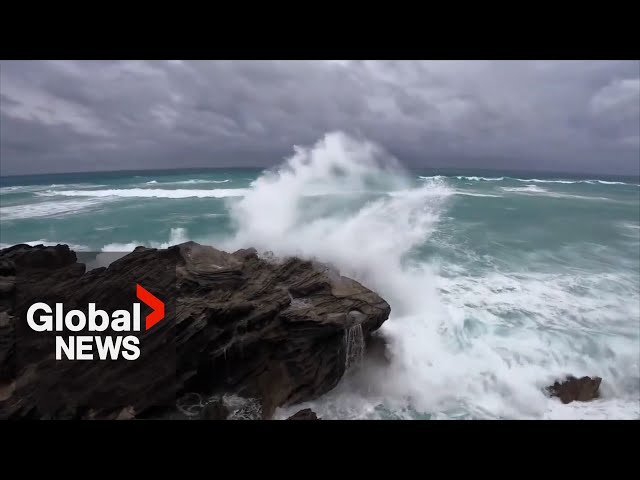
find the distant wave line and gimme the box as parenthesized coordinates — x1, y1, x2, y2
(37, 188, 247, 199)
(418, 175, 639, 186)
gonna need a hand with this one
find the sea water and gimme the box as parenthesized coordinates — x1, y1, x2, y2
(1, 132, 638, 419)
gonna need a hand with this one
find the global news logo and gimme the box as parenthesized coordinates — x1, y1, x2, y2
(25, 284, 164, 361)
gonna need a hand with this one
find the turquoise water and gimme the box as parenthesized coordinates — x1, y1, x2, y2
(1, 140, 639, 419)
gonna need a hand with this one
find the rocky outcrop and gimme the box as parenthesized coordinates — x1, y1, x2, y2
(547, 376, 602, 404)
(286, 408, 319, 420)
(0, 242, 391, 420)
(201, 399, 230, 420)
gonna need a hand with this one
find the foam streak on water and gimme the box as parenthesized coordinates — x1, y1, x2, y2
(37, 188, 248, 199)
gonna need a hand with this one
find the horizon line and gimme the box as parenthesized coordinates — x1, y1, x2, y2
(1, 164, 639, 179)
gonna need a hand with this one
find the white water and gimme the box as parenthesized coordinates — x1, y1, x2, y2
(456, 176, 638, 186)
(455, 176, 505, 181)
(0, 239, 91, 251)
(101, 227, 190, 252)
(345, 324, 365, 371)
(0, 198, 113, 220)
(145, 179, 231, 185)
(37, 188, 248, 199)
(215, 132, 639, 420)
(501, 185, 548, 194)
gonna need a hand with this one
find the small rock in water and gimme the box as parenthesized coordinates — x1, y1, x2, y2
(547, 376, 602, 404)
(286, 408, 320, 420)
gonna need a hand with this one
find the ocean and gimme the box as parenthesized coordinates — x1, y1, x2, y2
(1, 135, 639, 419)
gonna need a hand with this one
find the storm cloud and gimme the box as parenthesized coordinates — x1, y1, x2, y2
(1, 60, 639, 176)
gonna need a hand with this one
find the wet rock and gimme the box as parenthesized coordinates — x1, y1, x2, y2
(201, 400, 230, 420)
(547, 375, 602, 404)
(115, 406, 136, 420)
(0, 242, 391, 419)
(286, 408, 319, 420)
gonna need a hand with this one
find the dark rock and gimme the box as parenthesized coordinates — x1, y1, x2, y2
(0, 258, 16, 276)
(286, 408, 319, 420)
(114, 406, 136, 420)
(201, 400, 229, 420)
(0, 244, 77, 270)
(547, 375, 602, 404)
(226, 397, 262, 420)
(0, 242, 391, 420)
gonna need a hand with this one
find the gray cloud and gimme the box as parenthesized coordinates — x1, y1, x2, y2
(1, 60, 639, 176)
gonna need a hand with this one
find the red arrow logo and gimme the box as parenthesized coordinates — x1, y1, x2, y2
(136, 284, 164, 330)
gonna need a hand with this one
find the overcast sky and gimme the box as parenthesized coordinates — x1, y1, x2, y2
(1, 60, 639, 176)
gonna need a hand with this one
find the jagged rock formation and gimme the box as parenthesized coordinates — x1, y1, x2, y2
(547, 376, 602, 404)
(0, 242, 391, 419)
(286, 408, 319, 420)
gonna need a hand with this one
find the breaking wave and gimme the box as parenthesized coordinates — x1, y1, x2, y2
(2, 131, 637, 420)
(143, 179, 231, 185)
(101, 227, 190, 252)
(456, 176, 505, 181)
(218, 131, 639, 420)
(516, 178, 636, 186)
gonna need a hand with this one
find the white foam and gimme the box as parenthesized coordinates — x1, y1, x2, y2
(547, 193, 613, 201)
(142, 179, 231, 185)
(0, 185, 30, 193)
(219, 131, 639, 420)
(587, 180, 633, 186)
(455, 176, 505, 181)
(0, 183, 107, 194)
(0, 198, 108, 220)
(517, 178, 579, 184)
(418, 175, 447, 181)
(516, 178, 637, 186)
(183, 179, 231, 184)
(620, 222, 640, 230)
(423, 176, 638, 187)
(499, 185, 614, 201)
(37, 188, 248, 199)
(502, 185, 548, 193)
(101, 227, 190, 252)
(454, 191, 503, 198)
(0, 239, 90, 251)
(543, 398, 640, 420)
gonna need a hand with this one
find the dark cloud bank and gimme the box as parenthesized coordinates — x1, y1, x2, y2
(1, 60, 639, 176)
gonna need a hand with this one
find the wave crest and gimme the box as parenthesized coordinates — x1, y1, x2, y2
(37, 188, 248, 199)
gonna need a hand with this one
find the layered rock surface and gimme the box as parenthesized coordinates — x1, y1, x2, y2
(0, 242, 391, 419)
